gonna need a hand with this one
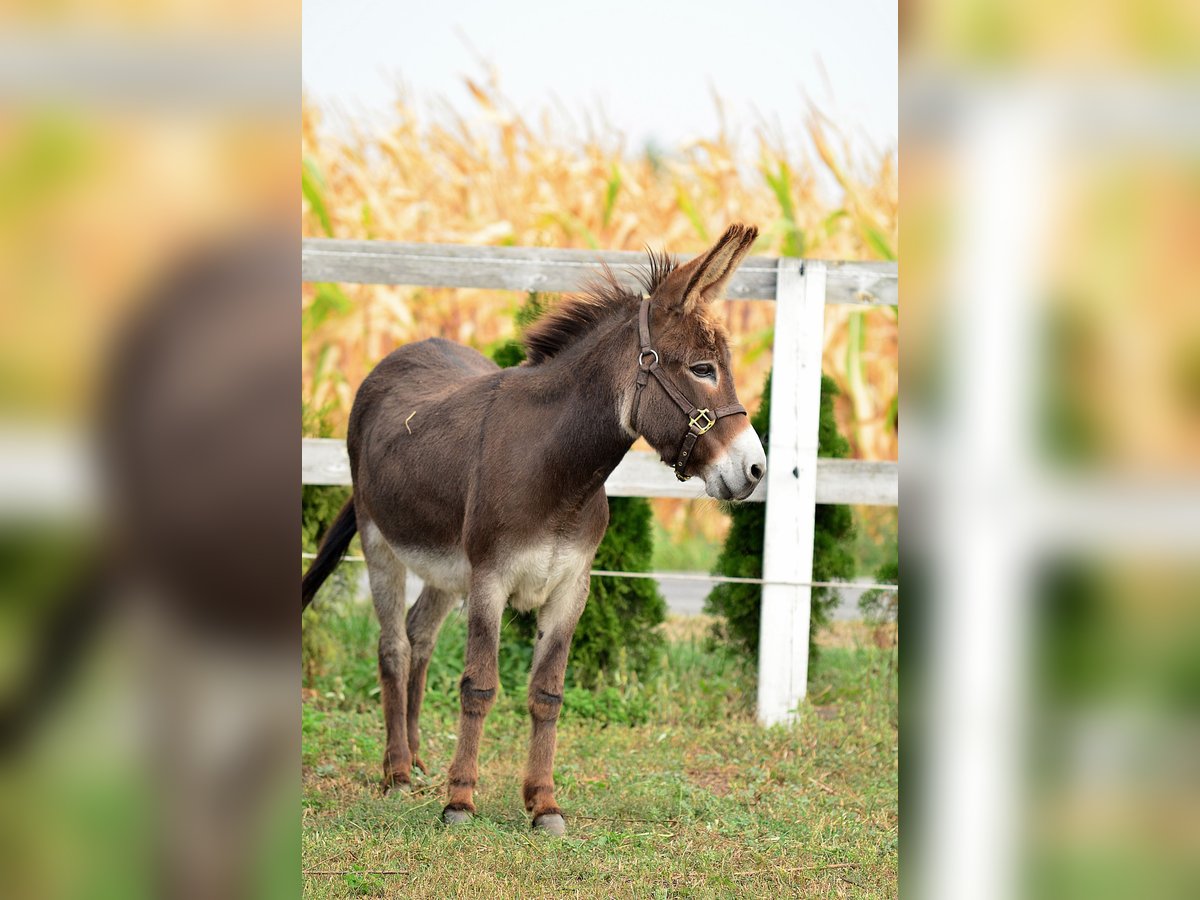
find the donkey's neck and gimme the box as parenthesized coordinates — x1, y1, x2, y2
(521, 311, 639, 492)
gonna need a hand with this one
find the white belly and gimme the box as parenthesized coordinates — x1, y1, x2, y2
(502, 542, 592, 612)
(390, 543, 472, 596)
(383, 536, 591, 612)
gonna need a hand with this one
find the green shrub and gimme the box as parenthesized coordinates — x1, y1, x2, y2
(301, 483, 354, 685)
(489, 291, 549, 368)
(558, 496, 666, 688)
(859, 544, 899, 623)
(493, 292, 667, 690)
(704, 371, 856, 669)
(302, 483, 351, 557)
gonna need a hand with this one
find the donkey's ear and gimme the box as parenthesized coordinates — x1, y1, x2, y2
(662, 223, 758, 313)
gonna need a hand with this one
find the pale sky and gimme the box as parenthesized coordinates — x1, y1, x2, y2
(303, 0, 897, 162)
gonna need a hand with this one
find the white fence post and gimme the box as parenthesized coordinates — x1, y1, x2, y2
(757, 258, 827, 726)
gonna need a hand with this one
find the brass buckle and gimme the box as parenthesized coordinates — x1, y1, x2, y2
(689, 408, 716, 434)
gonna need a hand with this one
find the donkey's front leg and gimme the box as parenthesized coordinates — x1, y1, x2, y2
(523, 577, 588, 836)
(442, 577, 503, 825)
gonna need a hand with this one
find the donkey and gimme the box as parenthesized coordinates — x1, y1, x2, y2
(302, 224, 766, 834)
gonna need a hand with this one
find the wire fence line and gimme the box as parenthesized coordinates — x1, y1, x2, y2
(299, 552, 899, 593)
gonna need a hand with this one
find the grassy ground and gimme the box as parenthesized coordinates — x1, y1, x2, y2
(302, 609, 897, 898)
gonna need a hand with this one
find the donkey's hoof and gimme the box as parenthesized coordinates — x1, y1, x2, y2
(383, 779, 412, 797)
(441, 806, 473, 826)
(532, 813, 566, 836)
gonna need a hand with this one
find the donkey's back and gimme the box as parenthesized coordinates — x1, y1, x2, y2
(351, 336, 498, 440)
(347, 337, 500, 583)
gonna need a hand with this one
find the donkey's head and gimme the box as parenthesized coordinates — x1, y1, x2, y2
(633, 224, 767, 500)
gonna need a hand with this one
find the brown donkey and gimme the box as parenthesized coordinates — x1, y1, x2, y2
(302, 224, 766, 834)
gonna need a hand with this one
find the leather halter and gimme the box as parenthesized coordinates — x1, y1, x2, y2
(630, 297, 747, 482)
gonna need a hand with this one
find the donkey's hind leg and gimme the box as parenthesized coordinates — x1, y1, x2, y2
(404, 585, 458, 774)
(360, 521, 413, 794)
(523, 573, 589, 836)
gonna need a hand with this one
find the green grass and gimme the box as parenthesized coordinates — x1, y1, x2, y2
(302, 604, 897, 898)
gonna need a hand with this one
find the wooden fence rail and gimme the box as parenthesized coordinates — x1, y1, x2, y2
(302, 239, 898, 725)
(302, 439, 897, 506)
(302, 239, 898, 306)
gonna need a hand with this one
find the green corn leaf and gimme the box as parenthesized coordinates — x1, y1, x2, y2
(674, 185, 708, 241)
(862, 223, 896, 261)
(742, 326, 776, 365)
(763, 160, 797, 224)
(781, 218, 806, 258)
(312, 343, 335, 385)
(302, 282, 352, 337)
(822, 209, 849, 237)
(543, 211, 600, 249)
(360, 202, 375, 239)
(302, 157, 333, 237)
(602, 163, 622, 228)
(762, 161, 805, 256)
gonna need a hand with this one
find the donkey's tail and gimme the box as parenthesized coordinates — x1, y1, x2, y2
(302, 497, 358, 610)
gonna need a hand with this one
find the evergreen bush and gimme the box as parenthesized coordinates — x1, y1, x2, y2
(859, 544, 899, 623)
(704, 371, 856, 669)
(301, 482, 353, 684)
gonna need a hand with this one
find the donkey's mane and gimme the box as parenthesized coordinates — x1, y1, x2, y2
(522, 250, 677, 366)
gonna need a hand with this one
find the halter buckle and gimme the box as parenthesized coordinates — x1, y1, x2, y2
(689, 408, 716, 434)
(638, 349, 659, 369)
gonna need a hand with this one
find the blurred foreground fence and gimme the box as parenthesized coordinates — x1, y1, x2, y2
(301, 239, 898, 725)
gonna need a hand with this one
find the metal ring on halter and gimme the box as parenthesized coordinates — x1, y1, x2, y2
(638, 349, 659, 369)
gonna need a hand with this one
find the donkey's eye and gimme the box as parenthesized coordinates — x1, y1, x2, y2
(689, 363, 716, 379)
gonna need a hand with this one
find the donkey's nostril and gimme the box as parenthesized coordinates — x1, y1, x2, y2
(749, 463, 764, 481)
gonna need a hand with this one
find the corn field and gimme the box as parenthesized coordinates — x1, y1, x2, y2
(302, 78, 897, 548)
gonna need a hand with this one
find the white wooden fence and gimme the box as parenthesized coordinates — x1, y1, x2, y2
(302, 239, 898, 725)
